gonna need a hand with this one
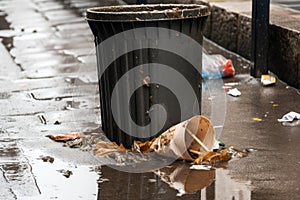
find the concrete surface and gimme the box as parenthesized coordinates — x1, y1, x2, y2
(0, 0, 299, 200)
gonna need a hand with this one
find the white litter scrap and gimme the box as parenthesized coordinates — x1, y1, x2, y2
(227, 88, 241, 97)
(190, 165, 212, 171)
(278, 111, 300, 122)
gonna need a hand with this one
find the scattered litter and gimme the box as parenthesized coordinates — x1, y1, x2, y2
(63, 138, 83, 148)
(252, 118, 262, 122)
(148, 179, 157, 183)
(228, 146, 250, 158)
(97, 177, 109, 184)
(227, 88, 241, 97)
(54, 120, 61, 125)
(213, 140, 220, 150)
(218, 141, 225, 147)
(243, 148, 255, 153)
(261, 75, 276, 86)
(94, 141, 127, 156)
(192, 149, 231, 165)
(46, 132, 83, 142)
(40, 155, 54, 163)
(278, 111, 300, 122)
(272, 103, 279, 107)
(57, 169, 73, 178)
(264, 112, 269, 117)
(190, 165, 211, 170)
(224, 82, 239, 87)
(202, 53, 235, 79)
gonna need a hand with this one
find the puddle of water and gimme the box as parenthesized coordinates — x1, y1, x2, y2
(64, 100, 80, 110)
(98, 163, 252, 199)
(0, 138, 41, 197)
(64, 77, 89, 85)
(21, 148, 98, 200)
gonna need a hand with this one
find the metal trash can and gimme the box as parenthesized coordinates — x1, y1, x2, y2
(87, 4, 210, 148)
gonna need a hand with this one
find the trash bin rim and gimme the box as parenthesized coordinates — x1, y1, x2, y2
(86, 4, 210, 22)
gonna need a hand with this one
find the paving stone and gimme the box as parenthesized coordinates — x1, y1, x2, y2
(0, 42, 21, 79)
(12, 77, 69, 92)
(16, 55, 79, 70)
(44, 9, 76, 21)
(56, 21, 88, 31)
(23, 63, 97, 79)
(0, 92, 66, 116)
(35, 1, 64, 12)
(77, 54, 96, 64)
(29, 85, 98, 100)
(63, 47, 95, 57)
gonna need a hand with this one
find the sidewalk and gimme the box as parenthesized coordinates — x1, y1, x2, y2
(0, 0, 299, 199)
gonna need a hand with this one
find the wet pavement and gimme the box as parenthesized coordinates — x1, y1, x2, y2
(0, 0, 299, 200)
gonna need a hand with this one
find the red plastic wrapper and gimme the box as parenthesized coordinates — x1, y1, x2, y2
(222, 59, 235, 78)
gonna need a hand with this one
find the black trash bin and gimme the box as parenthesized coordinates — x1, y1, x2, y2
(87, 4, 210, 148)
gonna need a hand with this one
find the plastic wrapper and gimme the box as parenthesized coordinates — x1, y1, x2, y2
(202, 53, 235, 79)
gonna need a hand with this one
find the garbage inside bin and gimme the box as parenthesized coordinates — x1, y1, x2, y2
(86, 4, 210, 147)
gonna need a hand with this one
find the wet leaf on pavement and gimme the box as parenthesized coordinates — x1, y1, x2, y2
(46, 132, 83, 142)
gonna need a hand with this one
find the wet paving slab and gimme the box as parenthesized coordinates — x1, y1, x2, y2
(0, 0, 299, 199)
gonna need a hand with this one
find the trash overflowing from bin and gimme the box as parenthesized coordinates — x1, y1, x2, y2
(91, 116, 251, 167)
(45, 116, 253, 173)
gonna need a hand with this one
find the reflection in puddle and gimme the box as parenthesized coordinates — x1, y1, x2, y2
(154, 162, 215, 196)
(98, 163, 252, 200)
(215, 170, 251, 200)
(0, 138, 41, 197)
(21, 148, 98, 200)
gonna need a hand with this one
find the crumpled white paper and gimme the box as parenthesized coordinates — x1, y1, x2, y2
(227, 88, 241, 97)
(277, 111, 300, 122)
(190, 165, 212, 170)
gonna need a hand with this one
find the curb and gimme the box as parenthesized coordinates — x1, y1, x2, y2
(200, 1, 300, 89)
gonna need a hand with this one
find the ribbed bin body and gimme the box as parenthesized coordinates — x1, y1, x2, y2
(87, 4, 210, 148)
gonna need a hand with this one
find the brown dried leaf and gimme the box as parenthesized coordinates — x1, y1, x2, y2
(192, 149, 232, 165)
(192, 156, 203, 165)
(118, 144, 127, 151)
(94, 141, 127, 157)
(219, 149, 232, 161)
(46, 132, 83, 142)
(134, 140, 153, 153)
